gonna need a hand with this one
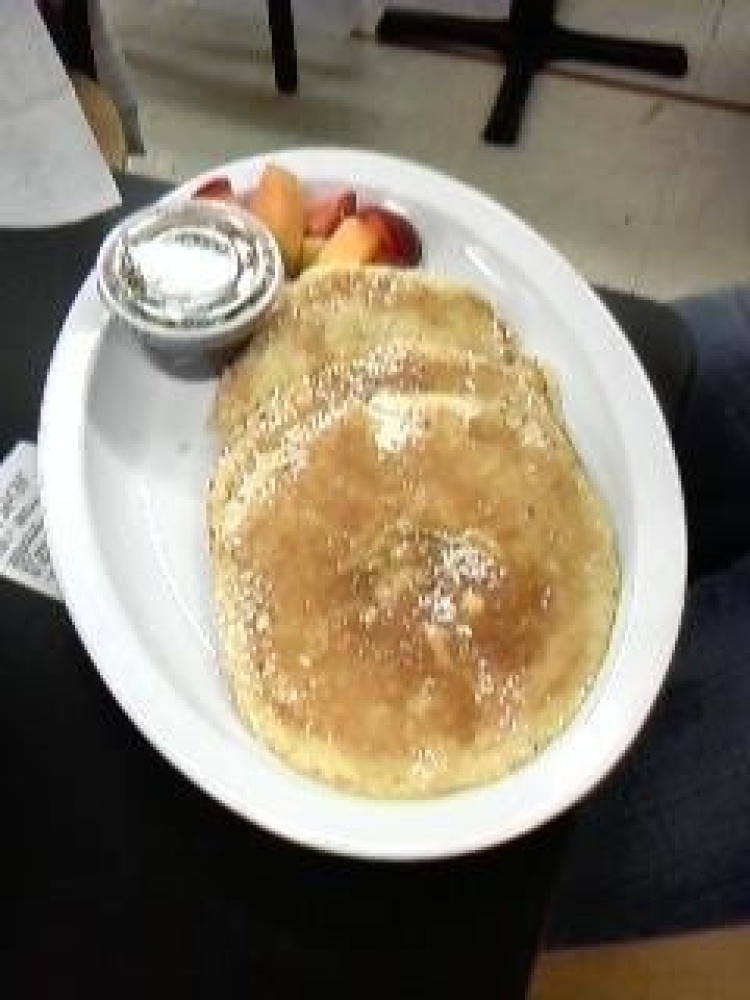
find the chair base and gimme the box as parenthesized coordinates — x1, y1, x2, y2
(377, 0, 688, 145)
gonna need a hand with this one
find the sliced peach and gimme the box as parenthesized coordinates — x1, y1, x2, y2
(354, 207, 392, 260)
(316, 216, 382, 266)
(301, 235, 326, 270)
(304, 189, 357, 238)
(357, 206, 422, 267)
(247, 164, 304, 276)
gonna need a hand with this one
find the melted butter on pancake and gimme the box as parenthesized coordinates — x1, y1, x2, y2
(209, 267, 619, 797)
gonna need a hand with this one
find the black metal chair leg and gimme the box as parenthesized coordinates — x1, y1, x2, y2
(267, 0, 298, 93)
(550, 25, 688, 78)
(40, 0, 97, 78)
(377, 10, 511, 50)
(483, 43, 539, 145)
(375, 0, 688, 146)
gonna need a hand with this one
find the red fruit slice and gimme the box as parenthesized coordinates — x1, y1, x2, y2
(192, 175, 235, 202)
(357, 205, 422, 267)
(304, 189, 357, 238)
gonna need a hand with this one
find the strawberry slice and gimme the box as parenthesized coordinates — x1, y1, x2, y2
(357, 205, 422, 267)
(192, 175, 235, 202)
(304, 189, 357, 238)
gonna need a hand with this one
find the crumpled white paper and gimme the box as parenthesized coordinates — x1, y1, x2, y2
(0, 2, 120, 228)
(0, 441, 61, 602)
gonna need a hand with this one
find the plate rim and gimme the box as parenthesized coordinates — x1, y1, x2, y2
(38, 147, 686, 860)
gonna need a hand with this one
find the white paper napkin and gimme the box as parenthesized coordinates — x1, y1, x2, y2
(0, 441, 61, 601)
(0, 2, 120, 228)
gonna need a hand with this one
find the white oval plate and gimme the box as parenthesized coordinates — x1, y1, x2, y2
(39, 148, 685, 860)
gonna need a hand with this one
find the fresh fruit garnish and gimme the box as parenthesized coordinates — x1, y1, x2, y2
(301, 235, 326, 269)
(316, 216, 382, 266)
(248, 164, 304, 277)
(231, 161, 423, 274)
(304, 189, 357, 238)
(192, 175, 235, 201)
(357, 205, 422, 267)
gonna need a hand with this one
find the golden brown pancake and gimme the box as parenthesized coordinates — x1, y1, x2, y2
(208, 266, 619, 797)
(212, 266, 514, 446)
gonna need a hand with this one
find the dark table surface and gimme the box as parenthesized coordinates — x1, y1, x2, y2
(0, 174, 695, 999)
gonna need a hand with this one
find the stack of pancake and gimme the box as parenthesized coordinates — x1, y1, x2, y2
(208, 266, 619, 797)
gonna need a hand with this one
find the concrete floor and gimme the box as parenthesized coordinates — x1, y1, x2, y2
(111, 0, 750, 300)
